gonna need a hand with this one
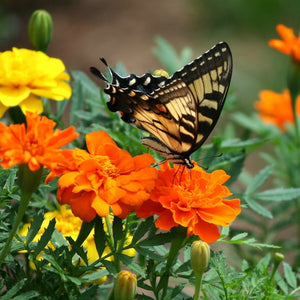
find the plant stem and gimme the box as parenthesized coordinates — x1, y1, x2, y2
(161, 227, 187, 299)
(0, 192, 31, 266)
(193, 274, 203, 300)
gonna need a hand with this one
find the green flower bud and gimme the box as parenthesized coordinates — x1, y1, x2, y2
(17, 164, 44, 196)
(274, 252, 284, 264)
(153, 69, 169, 78)
(28, 10, 53, 52)
(191, 240, 210, 276)
(113, 270, 137, 300)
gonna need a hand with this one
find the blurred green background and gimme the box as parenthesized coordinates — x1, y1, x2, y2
(1, 0, 300, 107)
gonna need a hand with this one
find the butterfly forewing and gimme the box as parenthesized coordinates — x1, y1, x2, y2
(90, 42, 232, 168)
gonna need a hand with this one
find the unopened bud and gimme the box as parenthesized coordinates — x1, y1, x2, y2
(28, 10, 53, 52)
(153, 69, 169, 78)
(191, 240, 210, 276)
(274, 252, 284, 265)
(113, 270, 137, 300)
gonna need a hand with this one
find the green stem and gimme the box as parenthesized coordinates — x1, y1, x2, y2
(296, 198, 300, 268)
(161, 227, 187, 299)
(193, 274, 203, 300)
(0, 192, 32, 266)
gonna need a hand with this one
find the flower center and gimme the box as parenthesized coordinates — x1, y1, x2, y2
(96, 156, 119, 178)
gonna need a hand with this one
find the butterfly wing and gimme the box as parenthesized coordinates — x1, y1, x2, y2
(90, 42, 232, 167)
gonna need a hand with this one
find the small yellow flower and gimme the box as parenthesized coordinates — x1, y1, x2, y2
(18, 205, 136, 285)
(0, 48, 71, 118)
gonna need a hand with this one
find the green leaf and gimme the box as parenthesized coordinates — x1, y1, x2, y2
(76, 220, 95, 247)
(55, 99, 69, 120)
(80, 269, 109, 282)
(152, 36, 192, 73)
(101, 259, 118, 275)
(138, 232, 174, 246)
(66, 236, 88, 264)
(219, 137, 265, 152)
(117, 253, 145, 277)
(226, 152, 246, 186)
(26, 211, 44, 244)
(0, 279, 26, 300)
(132, 217, 154, 245)
(283, 262, 297, 289)
(246, 165, 273, 195)
(13, 291, 41, 300)
(33, 218, 55, 257)
(135, 245, 165, 261)
(94, 217, 106, 258)
(255, 188, 300, 201)
(113, 216, 123, 246)
(244, 195, 273, 218)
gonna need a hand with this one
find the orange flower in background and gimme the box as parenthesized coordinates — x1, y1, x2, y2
(49, 131, 157, 222)
(0, 112, 78, 171)
(269, 24, 300, 63)
(0, 48, 72, 118)
(255, 89, 300, 131)
(136, 163, 241, 243)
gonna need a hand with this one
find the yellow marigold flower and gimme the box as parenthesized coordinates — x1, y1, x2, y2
(0, 48, 71, 118)
(18, 205, 136, 284)
(269, 24, 300, 63)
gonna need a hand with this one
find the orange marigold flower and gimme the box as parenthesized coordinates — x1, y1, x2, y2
(269, 24, 300, 63)
(255, 89, 300, 131)
(49, 131, 157, 222)
(0, 112, 78, 171)
(136, 163, 241, 243)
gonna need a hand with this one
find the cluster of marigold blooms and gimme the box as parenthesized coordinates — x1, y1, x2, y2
(0, 39, 241, 270)
(255, 24, 300, 130)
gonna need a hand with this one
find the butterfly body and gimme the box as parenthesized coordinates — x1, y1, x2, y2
(90, 42, 232, 168)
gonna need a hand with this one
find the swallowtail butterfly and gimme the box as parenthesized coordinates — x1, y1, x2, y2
(90, 42, 232, 168)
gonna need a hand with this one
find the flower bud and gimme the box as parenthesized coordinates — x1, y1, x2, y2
(274, 252, 284, 266)
(153, 69, 169, 78)
(28, 10, 53, 52)
(113, 270, 137, 300)
(191, 240, 210, 276)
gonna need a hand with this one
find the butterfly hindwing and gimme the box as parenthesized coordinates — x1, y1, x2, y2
(90, 42, 232, 168)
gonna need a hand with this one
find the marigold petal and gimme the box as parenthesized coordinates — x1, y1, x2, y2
(0, 86, 31, 106)
(268, 39, 292, 55)
(0, 102, 8, 118)
(191, 218, 220, 243)
(58, 187, 97, 222)
(86, 131, 118, 155)
(198, 201, 241, 226)
(276, 24, 297, 42)
(19, 94, 44, 115)
(91, 196, 111, 217)
(155, 211, 177, 230)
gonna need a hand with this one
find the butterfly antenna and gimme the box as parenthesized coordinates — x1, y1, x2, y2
(90, 65, 108, 82)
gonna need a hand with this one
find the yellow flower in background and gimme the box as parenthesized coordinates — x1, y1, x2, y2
(18, 205, 135, 285)
(0, 48, 71, 118)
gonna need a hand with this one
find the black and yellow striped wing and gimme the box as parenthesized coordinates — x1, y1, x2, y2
(90, 42, 232, 168)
